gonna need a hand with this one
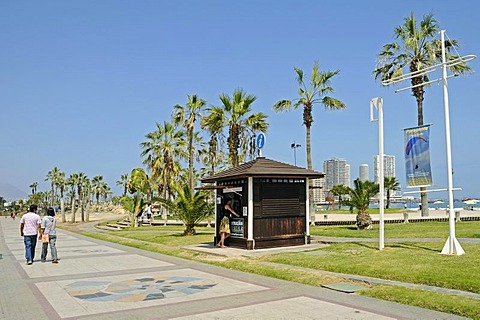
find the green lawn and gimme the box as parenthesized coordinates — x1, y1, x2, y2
(259, 242, 480, 293)
(311, 221, 480, 238)
(77, 222, 480, 319)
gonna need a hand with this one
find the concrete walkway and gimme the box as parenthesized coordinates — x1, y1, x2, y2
(0, 218, 468, 320)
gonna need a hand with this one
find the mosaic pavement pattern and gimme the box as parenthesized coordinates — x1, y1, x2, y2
(67, 276, 218, 302)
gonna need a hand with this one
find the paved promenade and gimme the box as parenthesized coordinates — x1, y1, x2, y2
(0, 218, 468, 320)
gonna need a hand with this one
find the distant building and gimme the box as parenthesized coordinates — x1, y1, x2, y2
(323, 158, 351, 191)
(359, 164, 369, 181)
(312, 177, 325, 203)
(373, 155, 396, 183)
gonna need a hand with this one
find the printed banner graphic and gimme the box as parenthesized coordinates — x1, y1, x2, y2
(404, 125, 432, 187)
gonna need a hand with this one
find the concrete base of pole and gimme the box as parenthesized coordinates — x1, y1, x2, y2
(441, 236, 465, 255)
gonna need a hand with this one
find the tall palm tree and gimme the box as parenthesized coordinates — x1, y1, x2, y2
(200, 113, 226, 176)
(346, 179, 379, 230)
(91, 175, 104, 204)
(45, 167, 61, 207)
(66, 174, 79, 223)
(116, 174, 129, 197)
(172, 94, 207, 192)
(99, 182, 111, 202)
(54, 171, 66, 222)
(384, 176, 401, 209)
(274, 62, 346, 223)
(203, 89, 268, 167)
(29, 182, 38, 195)
(274, 62, 346, 171)
(76, 173, 89, 222)
(140, 121, 186, 201)
(374, 13, 472, 216)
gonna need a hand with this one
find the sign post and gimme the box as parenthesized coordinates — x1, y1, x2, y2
(256, 133, 266, 157)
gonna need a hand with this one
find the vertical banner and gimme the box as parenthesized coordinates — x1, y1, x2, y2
(404, 125, 432, 187)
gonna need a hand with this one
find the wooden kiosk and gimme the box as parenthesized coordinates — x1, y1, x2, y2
(201, 157, 325, 250)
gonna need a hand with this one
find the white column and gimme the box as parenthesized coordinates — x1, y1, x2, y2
(378, 99, 385, 250)
(247, 177, 254, 241)
(440, 30, 464, 255)
(306, 178, 310, 236)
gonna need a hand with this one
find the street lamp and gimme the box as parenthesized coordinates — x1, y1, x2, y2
(381, 30, 476, 255)
(291, 142, 301, 166)
(370, 97, 385, 250)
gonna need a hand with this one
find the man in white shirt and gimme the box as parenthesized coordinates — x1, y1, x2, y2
(20, 204, 41, 265)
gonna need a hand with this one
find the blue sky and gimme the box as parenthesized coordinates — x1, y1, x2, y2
(1, 1, 479, 198)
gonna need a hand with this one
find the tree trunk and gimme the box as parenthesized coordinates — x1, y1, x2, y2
(60, 196, 65, 223)
(417, 98, 429, 217)
(71, 197, 76, 223)
(356, 210, 372, 230)
(305, 124, 315, 225)
(412, 75, 429, 217)
(386, 189, 391, 209)
(188, 127, 195, 192)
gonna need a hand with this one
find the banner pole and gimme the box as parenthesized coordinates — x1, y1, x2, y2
(440, 30, 464, 255)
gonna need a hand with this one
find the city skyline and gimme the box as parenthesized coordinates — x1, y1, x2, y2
(1, 1, 479, 199)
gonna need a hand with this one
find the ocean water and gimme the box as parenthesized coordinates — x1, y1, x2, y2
(385, 201, 479, 210)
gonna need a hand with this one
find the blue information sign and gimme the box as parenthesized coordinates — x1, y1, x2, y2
(256, 133, 265, 149)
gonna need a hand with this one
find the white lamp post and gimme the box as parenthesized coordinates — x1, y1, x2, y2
(371, 97, 385, 250)
(381, 30, 476, 255)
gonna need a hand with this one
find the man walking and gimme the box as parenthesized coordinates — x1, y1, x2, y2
(20, 204, 41, 265)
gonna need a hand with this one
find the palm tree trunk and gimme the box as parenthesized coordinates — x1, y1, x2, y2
(305, 124, 315, 225)
(60, 195, 65, 223)
(71, 196, 76, 223)
(417, 99, 429, 217)
(50, 183, 54, 207)
(188, 127, 194, 192)
(412, 78, 429, 217)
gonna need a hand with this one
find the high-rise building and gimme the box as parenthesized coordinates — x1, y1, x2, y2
(359, 164, 369, 181)
(373, 155, 396, 183)
(312, 177, 325, 203)
(323, 158, 351, 191)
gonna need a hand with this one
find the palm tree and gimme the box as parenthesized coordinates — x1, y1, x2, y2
(116, 174, 129, 197)
(140, 121, 186, 201)
(274, 61, 346, 224)
(172, 94, 207, 192)
(330, 184, 350, 209)
(99, 182, 111, 202)
(54, 171, 66, 222)
(66, 174, 79, 223)
(76, 173, 89, 222)
(346, 179, 379, 230)
(157, 184, 214, 236)
(374, 13, 472, 216)
(29, 182, 38, 195)
(45, 167, 61, 207)
(121, 168, 150, 227)
(91, 175, 104, 204)
(384, 176, 400, 209)
(274, 62, 346, 171)
(200, 113, 226, 176)
(203, 89, 268, 167)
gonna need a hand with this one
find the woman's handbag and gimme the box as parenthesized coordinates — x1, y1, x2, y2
(42, 234, 49, 243)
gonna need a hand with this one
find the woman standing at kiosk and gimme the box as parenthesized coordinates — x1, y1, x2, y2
(217, 197, 240, 248)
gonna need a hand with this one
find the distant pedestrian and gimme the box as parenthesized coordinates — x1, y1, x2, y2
(20, 204, 41, 265)
(217, 198, 240, 248)
(40, 207, 58, 264)
(144, 203, 152, 220)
